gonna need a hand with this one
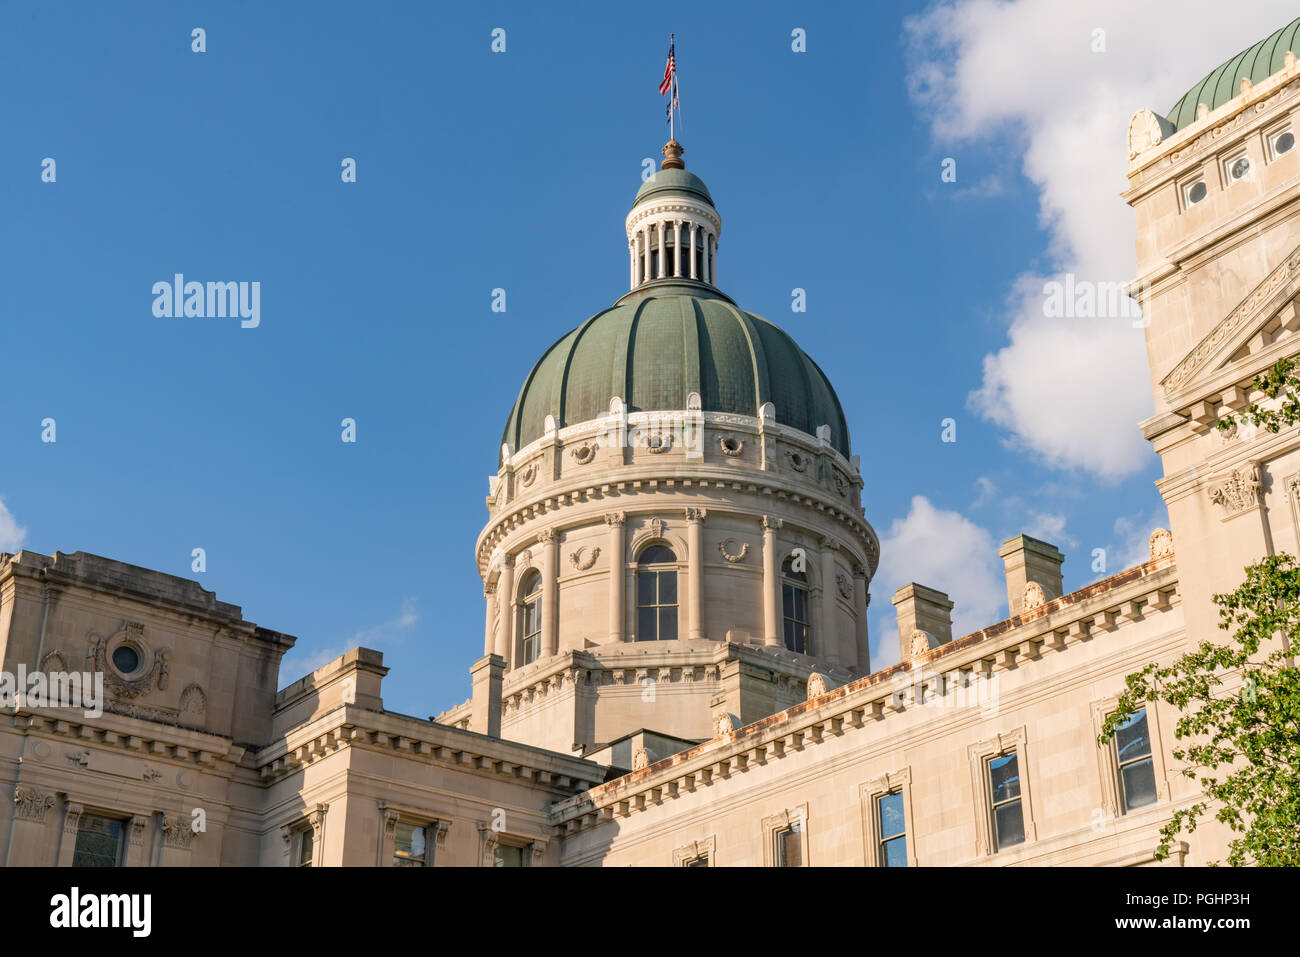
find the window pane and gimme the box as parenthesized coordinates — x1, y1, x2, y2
(882, 835, 908, 867)
(794, 588, 806, 619)
(658, 570, 677, 604)
(394, 822, 426, 866)
(298, 827, 314, 866)
(1121, 758, 1158, 810)
(494, 844, 525, 867)
(686, 856, 708, 867)
(782, 584, 794, 618)
(878, 792, 905, 840)
(778, 826, 802, 867)
(994, 800, 1025, 849)
(638, 606, 657, 641)
(638, 545, 676, 564)
(637, 571, 657, 606)
(1115, 710, 1152, 763)
(989, 753, 1020, 803)
(72, 815, 125, 867)
(658, 607, 678, 640)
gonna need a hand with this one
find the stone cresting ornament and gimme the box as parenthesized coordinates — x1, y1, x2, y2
(632, 747, 650, 771)
(714, 712, 739, 738)
(569, 545, 601, 570)
(719, 434, 744, 456)
(1208, 464, 1262, 515)
(1127, 108, 1165, 159)
(910, 630, 932, 658)
(1148, 528, 1174, 560)
(806, 673, 828, 700)
(717, 538, 750, 563)
(1022, 581, 1046, 610)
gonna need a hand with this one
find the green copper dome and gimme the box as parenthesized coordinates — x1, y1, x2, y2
(1167, 17, 1300, 131)
(501, 290, 850, 462)
(634, 168, 714, 206)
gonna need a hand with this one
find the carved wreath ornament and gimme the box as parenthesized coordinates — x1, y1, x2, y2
(570, 442, 598, 465)
(569, 546, 600, 571)
(646, 433, 674, 454)
(718, 538, 750, 563)
(719, 434, 744, 456)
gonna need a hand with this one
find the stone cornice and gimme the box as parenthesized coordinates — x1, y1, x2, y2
(549, 556, 1179, 832)
(9, 702, 242, 767)
(255, 705, 605, 793)
(477, 472, 878, 579)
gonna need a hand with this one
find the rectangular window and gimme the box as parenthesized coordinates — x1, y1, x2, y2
(297, 826, 314, 867)
(393, 821, 429, 867)
(72, 814, 126, 867)
(877, 791, 908, 867)
(774, 824, 803, 867)
(493, 842, 528, 867)
(683, 855, 709, 867)
(987, 752, 1025, 851)
(1114, 709, 1158, 812)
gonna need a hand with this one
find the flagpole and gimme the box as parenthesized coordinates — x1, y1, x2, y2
(669, 33, 675, 142)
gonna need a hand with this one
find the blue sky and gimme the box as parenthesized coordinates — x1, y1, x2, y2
(4, 1, 1294, 717)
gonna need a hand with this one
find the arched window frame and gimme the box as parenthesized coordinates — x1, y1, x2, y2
(780, 551, 813, 655)
(635, 542, 680, 642)
(517, 570, 542, 665)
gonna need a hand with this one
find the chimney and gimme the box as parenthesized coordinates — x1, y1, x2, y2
(998, 535, 1065, 616)
(469, 654, 505, 738)
(892, 584, 954, 660)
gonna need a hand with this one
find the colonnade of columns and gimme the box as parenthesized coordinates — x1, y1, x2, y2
(628, 218, 717, 288)
(483, 512, 868, 675)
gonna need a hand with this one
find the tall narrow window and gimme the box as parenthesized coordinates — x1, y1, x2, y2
(518, 570, 542, 665)
(774, 823, 803, 867)
(72, 814, 126, 867)
(296, 826, 314, 867)
(1114, 709, 1158, 812)
(781, 556, 810, 654)
(494, 842, 528, 867)
(637, 545, 678, 640)
(987, 752, 1025, 851)
(877, 791, 908, 867)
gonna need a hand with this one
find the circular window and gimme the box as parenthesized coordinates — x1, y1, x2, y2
(112, 645, 141, 675)
(1229, 156, 1250, 180)
(1275, 131, 1294, 156)
(1187, 181, 1207, 205)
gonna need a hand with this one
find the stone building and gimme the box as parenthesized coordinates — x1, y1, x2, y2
(2, 20, 1298, 866)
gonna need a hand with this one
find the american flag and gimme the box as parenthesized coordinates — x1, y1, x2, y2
(658, 39, 675, 96)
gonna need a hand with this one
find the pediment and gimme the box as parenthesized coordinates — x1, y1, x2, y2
(1161, 242, 1300, 408)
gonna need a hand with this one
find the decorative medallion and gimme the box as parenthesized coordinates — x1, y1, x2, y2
(833, 472, 849, 497)
(569, 545, 601, 570)
(571, 442, 598, 465)
(835, 573, 853, 600)
(806, 673, 828, 699)
(785, 449, 808, 473)
(718, 538, 750, 563)
(714, 712, 739, 738)
(632, 748, 650, 771)
(719, 434, 744, 456)
(647, 517, 667, 540)
(909, 630, 932, 658)
(1022, 581, 1046, 610)
(519, 462, 539, 488)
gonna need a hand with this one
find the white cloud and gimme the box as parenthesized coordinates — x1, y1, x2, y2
(1023, 511, 1074, 550)
(0, 499, 27, 552)
(870, 496, 1006, 669)
(1104, 508, 1171, 577)
(279, 598, 419, 687)
(906, 0, 1297, 478)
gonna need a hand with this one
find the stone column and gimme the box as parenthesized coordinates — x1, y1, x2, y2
(686, 508, 706, 640)
(820, 538, 841, 666)
(496, 554, 514, 665)
(762, 515, 783, 646)
(700, 231, 710, 284)
(853, 566, 871, 675)
(629, 240, 637, 288)
(540, 528, 559, 658)
(673, 220, 682, 277)
(483, 583, 496, 657)
(606, 512, 626, 642)
(710, 233, 717, 285)
(689, 223, 698, 280)
(657, 220, 666, 278)
(642, 227, 651, 284)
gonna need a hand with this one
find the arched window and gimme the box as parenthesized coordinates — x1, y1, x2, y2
(518, 570, 542, 664)
(781, 556, 810, 654)
(636, 544, 678, 641)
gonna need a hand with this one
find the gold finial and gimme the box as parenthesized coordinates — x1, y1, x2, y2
(661, 140, 685, 170)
